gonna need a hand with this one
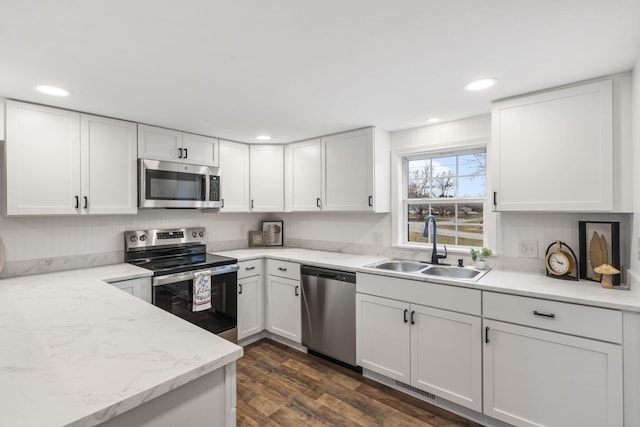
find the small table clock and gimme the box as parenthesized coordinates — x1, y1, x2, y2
(544, 240, 579, 281)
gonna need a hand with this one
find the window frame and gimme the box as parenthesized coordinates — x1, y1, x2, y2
(391, 139, 492, 253)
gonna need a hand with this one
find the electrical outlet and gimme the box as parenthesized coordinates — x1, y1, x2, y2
(519, 240, 538, 258)
(239, 224, 246, 237)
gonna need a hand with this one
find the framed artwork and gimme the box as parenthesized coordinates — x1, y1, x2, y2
(248, 231, 265, 247)
(578, 221, 620, 285)
(262, 221, 283, 246)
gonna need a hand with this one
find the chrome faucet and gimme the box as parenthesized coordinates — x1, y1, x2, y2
(423, 213, 447, 264)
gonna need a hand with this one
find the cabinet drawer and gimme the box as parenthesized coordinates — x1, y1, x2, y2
(238, 259, 263, 279)
(483, 292, 622, 343)
(266, 259, 300, 280)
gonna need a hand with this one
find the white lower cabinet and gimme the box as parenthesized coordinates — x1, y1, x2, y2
(107, 278, 151, 303)
(237, 260, 263, 340)
(356, 283, 482, 412)
(483, 292, 623, 427)
(265, 260, 301, 343)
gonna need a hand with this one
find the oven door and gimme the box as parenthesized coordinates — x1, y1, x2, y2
(140, 159, 217, 208)
(152, 265, 238, 337)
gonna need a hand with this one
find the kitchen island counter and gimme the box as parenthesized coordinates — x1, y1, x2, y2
(0, 264, 243, 427)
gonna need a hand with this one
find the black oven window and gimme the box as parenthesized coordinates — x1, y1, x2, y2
(153, 274, 237, 335)
(146, 169, 206, 201)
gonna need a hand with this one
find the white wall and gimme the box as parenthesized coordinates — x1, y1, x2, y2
(630, 56, 640, 277)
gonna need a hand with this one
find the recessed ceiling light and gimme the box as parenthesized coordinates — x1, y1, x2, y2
(35, 85, 71, 97)
(464, 78, 497, 91)
(256, 135, 272, 141)
(426, 118, 441, 124)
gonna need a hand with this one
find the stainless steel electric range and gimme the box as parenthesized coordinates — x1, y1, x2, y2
(124, 227, 239, 343)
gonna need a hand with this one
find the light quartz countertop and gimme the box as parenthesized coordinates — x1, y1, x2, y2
(0, 264, 243, 427)
(214, 248, 640, 312)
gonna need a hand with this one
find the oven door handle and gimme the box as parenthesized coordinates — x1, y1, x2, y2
(152, 264, 239, 287)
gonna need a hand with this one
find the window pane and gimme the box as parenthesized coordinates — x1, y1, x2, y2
(457, 203, 484, 247)
(407, 159, 431, 198)
(458, 153, 486, 176)
(433, 204, 456, 245)
(407, 204, 430, 243)
(429, 177, 456, 198)
(458, 176, 485, 198)
(432, 155, 456, 174)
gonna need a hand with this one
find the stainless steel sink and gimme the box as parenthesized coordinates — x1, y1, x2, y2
(421, 265, 485, 280)
(372, 260, 428, 272)
(367, 259, 489, 282)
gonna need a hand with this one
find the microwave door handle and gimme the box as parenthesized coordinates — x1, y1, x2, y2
(205, 174, 211, 205)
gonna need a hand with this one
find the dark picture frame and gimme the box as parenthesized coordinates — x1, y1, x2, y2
(578, 221, 620, 285)
(262, 221, 284, 246)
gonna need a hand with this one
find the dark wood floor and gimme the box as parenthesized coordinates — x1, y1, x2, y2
(237, 339, 482, 427)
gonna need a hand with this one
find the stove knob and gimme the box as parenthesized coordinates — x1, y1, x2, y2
(129, 235, 138, 243)
(199, 231, 205, 237)
(139, 234, 147, 242)
(192, 232, 197, 238)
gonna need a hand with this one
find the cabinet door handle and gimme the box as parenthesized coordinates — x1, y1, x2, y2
(410, 310, 415, 325)
(238, 284, 243, 294)
(403, 309, 408, 323)
(533, 310, 556, 319)
(485, 326, 490, 344)
(221, 198, 224, 208)
(251, 200, 254, 209)
(493, 191, 497, 206)
(278, 267, 287, 272)
(83, 196, 88, 209)
(316, 198, 321, 208)
(184, 148, 188, 159)
(245, 266, 256, 271)
(178, 148, 183, 158)
(75, 195, 79, 209)
(368, 195, 373, 207)
(295, 285, 299, 296)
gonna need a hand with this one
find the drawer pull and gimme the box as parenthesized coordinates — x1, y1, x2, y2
(533, 310, 556, 319)
(278, 267, 287, 272)
(238, 284, 243, 294)
(245, 266, 256, 271)
(295, 285, 299, 296)
(403, 309, 408, 323)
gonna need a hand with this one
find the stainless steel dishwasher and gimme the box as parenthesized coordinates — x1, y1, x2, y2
(301, 265, 358, 368)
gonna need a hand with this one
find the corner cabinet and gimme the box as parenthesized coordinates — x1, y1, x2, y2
(218, 140, 250, 212)
(356, 273, 482, 412)
(322, 128, 390, 212)
(483, 292, 623, 427)
(249, 145, 284, 212)
(138, 124, 219, 167)
(265, 259, 301, 343)
(5, 100, 137, 215)
(491, 80, 615, 212)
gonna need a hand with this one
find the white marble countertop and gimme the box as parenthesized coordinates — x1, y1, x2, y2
(0, 264, 243, 427)
(214, 248, 640, 312)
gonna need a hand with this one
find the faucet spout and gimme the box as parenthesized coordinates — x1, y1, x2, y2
(423, 213, 447, 264)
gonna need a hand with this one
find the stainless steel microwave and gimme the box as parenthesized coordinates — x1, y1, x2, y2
(139, 159, 221, 208)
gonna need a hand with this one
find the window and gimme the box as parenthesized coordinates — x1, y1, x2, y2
(404, 149, 486, 248)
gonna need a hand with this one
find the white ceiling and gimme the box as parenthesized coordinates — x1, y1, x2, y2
(1, 1, 639, 143)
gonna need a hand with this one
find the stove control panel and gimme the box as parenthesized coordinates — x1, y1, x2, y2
(124, 227, 207, 251)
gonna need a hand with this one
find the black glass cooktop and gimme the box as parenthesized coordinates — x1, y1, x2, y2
(126, 244, 237, 276)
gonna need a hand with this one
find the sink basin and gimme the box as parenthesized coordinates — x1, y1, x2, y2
(367, 259, 489, 282)
(421, 265, 485, 280)
(370, 260, 428, 272)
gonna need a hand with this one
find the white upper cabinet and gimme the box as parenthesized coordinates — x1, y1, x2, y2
(492, 79, 621, 212)
(5, 101, 137, 215)
(322, 127, 390, 212)
(182, 132, 219, 167)
(5, 101, 81, 215)
(250, 145, 284, 212)
(285, 139, 322, 211)
(81, 114, 137, 214)
(218, 140, 250, 212)
(138, 124, 218, 167)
